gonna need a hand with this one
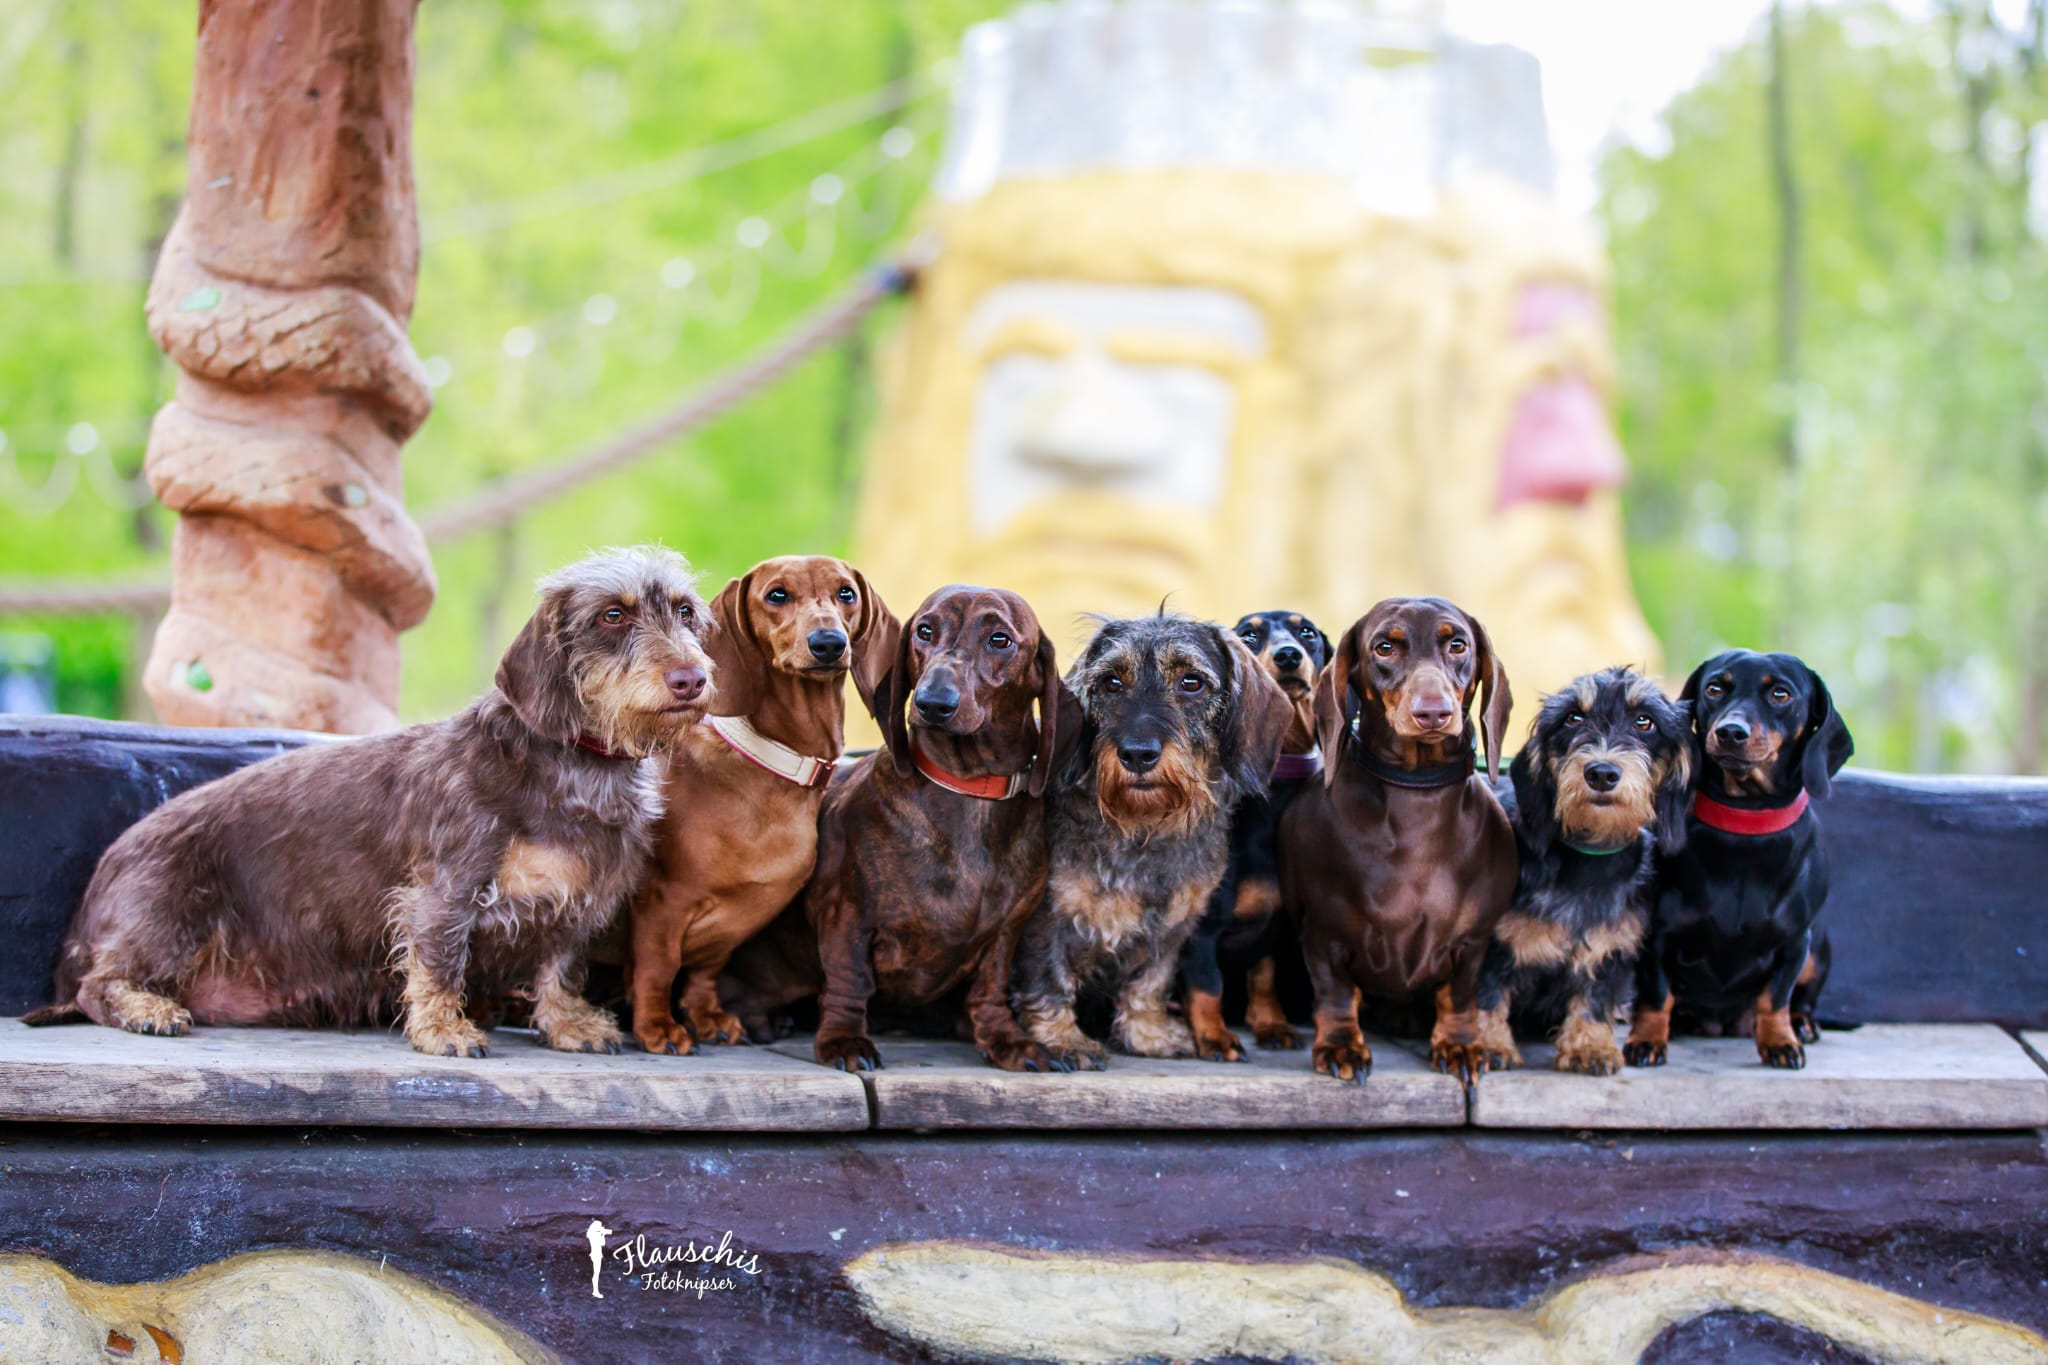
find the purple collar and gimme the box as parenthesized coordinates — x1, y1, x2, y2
(1270, 748, 1324, 782)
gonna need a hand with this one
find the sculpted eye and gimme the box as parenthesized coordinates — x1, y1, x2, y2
(915, 621, 935, 642)
(1446, 637, 1469, 656)
(1564, 711, 1583, 727)
(1179, 674, 1206, 694)
(1373, 639, 1396, 658)
(837, 585, 858, 605)
(1102, 675, 1125, 694)
(765, 586, 790, 606)
(989, 631, 1012, 650)
(602, 606, 626, 626)
(1634, 713, 1654, 731)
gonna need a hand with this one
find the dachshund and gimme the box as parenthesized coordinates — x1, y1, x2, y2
(1281, 597, 1516, 1084)
(24, 547, 712, 1057)
(1178, 610, 1329, 1060)
(1013, 615, 1291, 1069)
(626, 556, 895, 1056)
(1627, 650, 1853, 1070)
(721, 584, 1079, 1071)
(1476, 667, 1692, 1075)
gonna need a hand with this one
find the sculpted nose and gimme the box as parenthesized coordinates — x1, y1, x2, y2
(665, 666, 706, 703)
(1118, 738, 1163, 774)
(808, 629, 848, 664)
(914, 682, 960, 723)
(1273, 646, 1304, 670)
(1584, 761, 1621, 793)
(1715, 720, 1750, 746)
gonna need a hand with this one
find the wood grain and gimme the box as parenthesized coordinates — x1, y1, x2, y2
(1472, 1023, 2048, 1129)
(0, 1019, 869, 1131)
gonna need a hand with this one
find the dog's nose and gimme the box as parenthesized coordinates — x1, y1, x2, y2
(1273, 645, 1304, 671)
(807, 629, 848, 664)
(1584, 761, 1621, 793)
(914, 683, 960, 723)
(1714, 720, 1750, 747)
(1410, 696, 1456, 730)
(665, 666, 707, 703)
(1117, 738, 1163, 774)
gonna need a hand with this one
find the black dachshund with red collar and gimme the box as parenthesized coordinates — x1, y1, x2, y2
(1625, 650, 1853, 1069)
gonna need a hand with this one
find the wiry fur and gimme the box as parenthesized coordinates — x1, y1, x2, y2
(26, 546, 712, 1057)
(1478, 667, 1692, 1075)
(1013, 615, 1290, 1068)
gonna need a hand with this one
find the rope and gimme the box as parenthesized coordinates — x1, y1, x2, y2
(0, 254, 923, 617)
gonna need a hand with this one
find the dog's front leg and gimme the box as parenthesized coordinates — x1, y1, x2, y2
(628, 890, 695, 1056)
(813, 888, 881, 1073)
(1473, 937, 1522, 1070)
(1114, 950, 1195, 1059)
(1624, 941, 1674, 1067)
(397, 885, 489, 1058)
(965, 891, 1057, 1073)
(1016, 918, 1107, 1071)
(1304, 942, 1370, 1081)
(1754, 927, 1814, 1069)
(1178, 925, 1243, 1063)
(1429, 950, 1491, 1085)
(530, 949, 622, 1055)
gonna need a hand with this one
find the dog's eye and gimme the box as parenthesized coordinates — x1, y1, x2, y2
(675, 601, 694, 622)
(1373, 639, 1396, 658)
(1239, 632, 1259, 648)
(765, 586, 789, 605)
(1634, 713, 1654, 731)
(1446, 637, 1468, 656)
(1769, 686, 1791, 704)
(1178, 674, 1206, 694)
(602, 606, 626, 625)
(1298, 627, 1317, 641)
(1704, 681, 1725, 699)
(837, 586, 858, 605)
(1564, 711, 1583, 726)
(915, 621, 934, 642)
(989, 631, 1012, 650)
(1102, 675, 1125, 693)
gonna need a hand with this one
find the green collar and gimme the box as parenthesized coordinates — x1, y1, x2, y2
(1562, 838, 1633, 857)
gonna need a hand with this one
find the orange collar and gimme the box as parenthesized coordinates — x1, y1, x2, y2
(912, 741, 1030, 800)
(706, 714, 837, 789)
(1694, 788, 1809, 836)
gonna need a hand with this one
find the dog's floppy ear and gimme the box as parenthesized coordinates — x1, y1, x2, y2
(705, 570, 767, 718)
(1676, 658, 1710, 734)
(1508, 717, 1561, 860)
(1463, 610, 1513, 781)
(1313, 620, 1361, 789)
(1221, 629, 1293, 799)
(847, 567, 902, 726)
(1797, 663, 1854, 799)
(874, 605, 916, 775)
(496, 594, 582, 745)
(1023, 632, 1063, 798)
(1653, 699, 1696, 853)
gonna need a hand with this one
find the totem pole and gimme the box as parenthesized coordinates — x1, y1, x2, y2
(141, 0, 435, 733)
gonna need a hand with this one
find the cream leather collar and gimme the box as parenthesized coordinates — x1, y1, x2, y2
(706, 714, 837, 789)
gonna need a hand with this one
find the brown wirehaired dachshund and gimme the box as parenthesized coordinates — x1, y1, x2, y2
(723, 585, 1080, 1071)
(1281, 597, 1517, 1084)
(626, 555, 895, 1056)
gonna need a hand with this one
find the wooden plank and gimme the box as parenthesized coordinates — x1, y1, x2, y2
(0, 1018, 869, 1131)
(772, 1034, 1466, 1130)
(1471, 1023, 2048, 1130)
(2022, 1032, 2048, 1076)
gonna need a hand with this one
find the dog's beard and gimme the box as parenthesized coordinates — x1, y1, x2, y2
(575, 638, 709, 758)
(1554, 746, 1656, 848)
(1091, 738, 1219, 841)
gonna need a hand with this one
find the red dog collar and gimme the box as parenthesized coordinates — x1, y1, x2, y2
(1270, 748, 1324, 782)
(573, 733, 635, 761)
(1693, 788, 1809, 836)
(913, 743, 1029, 800)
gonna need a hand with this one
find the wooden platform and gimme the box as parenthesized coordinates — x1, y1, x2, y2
(1, 1018, 2043, 1132)
(0, 1019, 870, 1131)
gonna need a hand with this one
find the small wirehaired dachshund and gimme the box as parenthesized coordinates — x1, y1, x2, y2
(25, 547, 713, 1057)
(1014, 615, 1290, 1069)
(1628, 649, 1853, 1069)
(1283, 597, 1517, 1084)
(1179, 610, 1329, 1060)
(1476, 667, 1692, 1075)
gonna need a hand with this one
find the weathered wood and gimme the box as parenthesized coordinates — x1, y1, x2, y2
(777, 1034, 1466, 1129)
(0, 1020, 868, 1131)
(1472, 1023, 2048, 1130)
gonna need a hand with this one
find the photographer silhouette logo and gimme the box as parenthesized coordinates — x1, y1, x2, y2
(585, 1219, 612, 1300)
(582, 1218, 762, 1300)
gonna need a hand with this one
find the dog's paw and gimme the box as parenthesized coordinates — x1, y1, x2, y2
(536, 1006, 624, 1055)
(816, 1034, 882, 1073)
(1047, 1040, 1108, 1072)
(1312, 1039, 1372, 1083)
(1555, 1043, 1622, 1076)
(694, 1009, 752, 1046)
(977, 1039, 1059, 1073)
(1484, 1043, 1525, 1071)
(1430, 1040, 1488, 1085)
(1118, 1014, 1196, 1059)
(1252, 1023, 1303, 1050)
(634, 1017, 696, 1057)
(1191, 1024, 1246, 1063)
(1790, 1012, 1821, 1045)
(410, 1018, 490, 1059)
(1759, 1040, 1806, 1069)
(1622, 1040, 1667, 1068)
(117, 995, 193, 1038)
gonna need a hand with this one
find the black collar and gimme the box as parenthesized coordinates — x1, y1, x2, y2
(1355, 748, 1474, 790)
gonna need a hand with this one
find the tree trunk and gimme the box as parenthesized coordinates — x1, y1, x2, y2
(140, 0, 436, 733)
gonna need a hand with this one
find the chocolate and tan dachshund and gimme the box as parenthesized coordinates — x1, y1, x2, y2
(1281, 597, 1517, 1084)
(626, 555, 895, 1056)
(724, 585, 1079, 1071)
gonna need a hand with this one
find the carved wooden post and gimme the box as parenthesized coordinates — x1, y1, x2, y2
(141, 0, 435, 732)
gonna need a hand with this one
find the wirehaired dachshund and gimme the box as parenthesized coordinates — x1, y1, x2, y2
(1282, 597, 1516, 1084)
(1627, 649, 1853, 1069)
(626, 556, 896, 1056)
(722, 584, 1080, 1071)
(1014, 615, 1291, 1069)
(1178, 610, 1329, 1060)
(25, 547, 712, 1057)
(1476, 667, 1692, 1075)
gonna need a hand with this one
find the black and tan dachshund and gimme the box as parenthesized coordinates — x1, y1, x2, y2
(1477, 668, 1692, 1075)
(1179, 610, 1329, 1060)
(1626, 649, 1853, 1070)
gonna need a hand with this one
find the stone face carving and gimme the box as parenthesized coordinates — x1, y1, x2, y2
(142, 0, 435, 734)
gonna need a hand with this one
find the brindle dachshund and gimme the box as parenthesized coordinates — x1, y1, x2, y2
(1626, 649, 1853, 1070)
(1282, 597, 1516, 1084)
(1477, 668, 1693, 1075)
(1178, 610, 1330, 1060)
(720, 585, 1079, 1071)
